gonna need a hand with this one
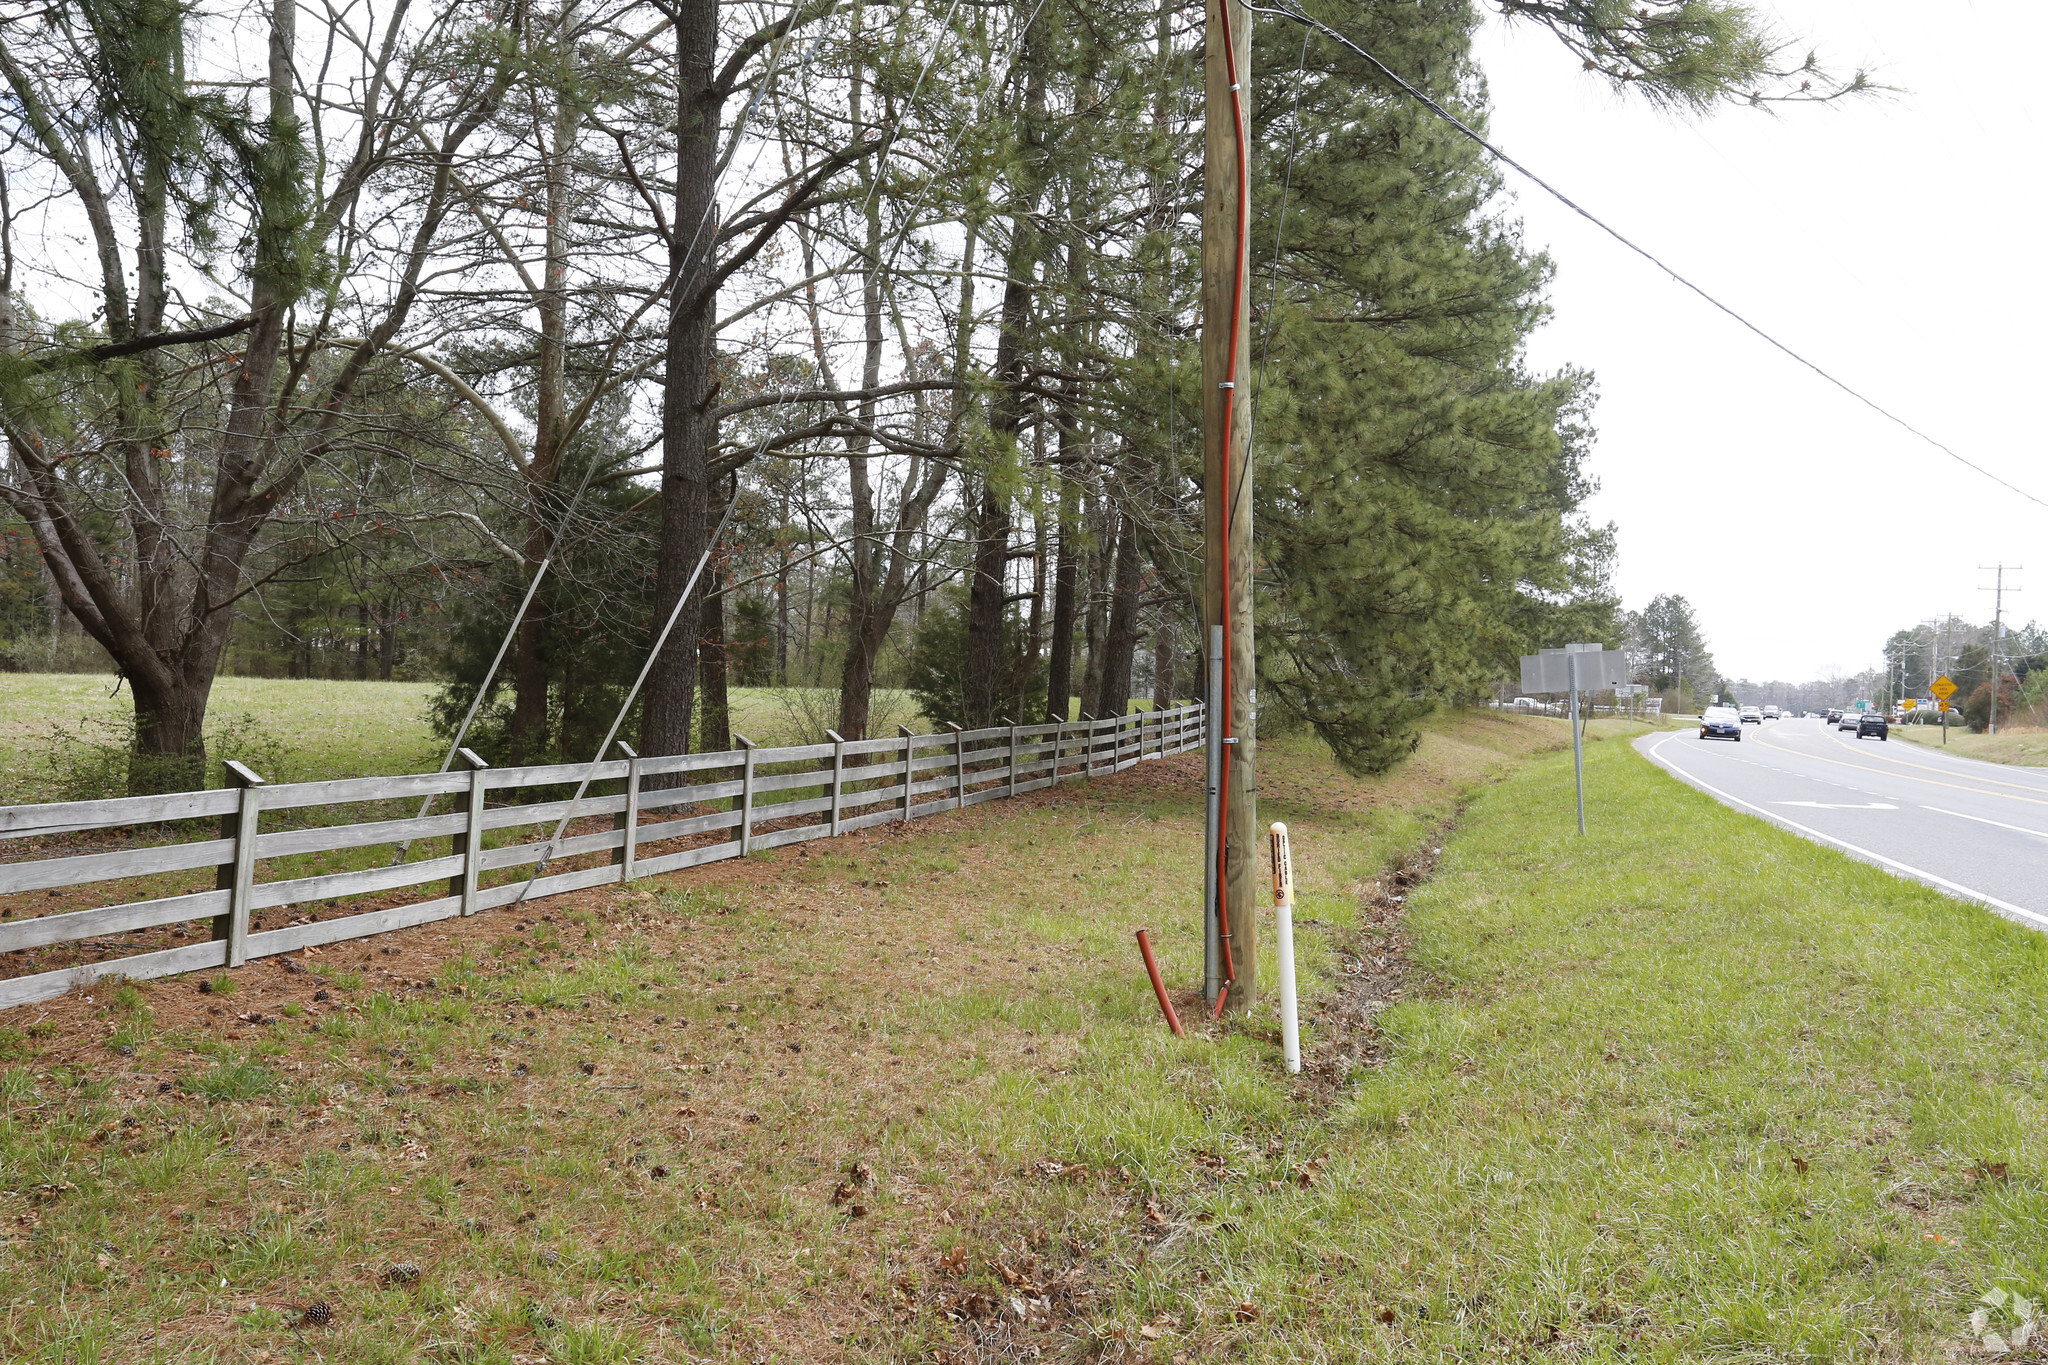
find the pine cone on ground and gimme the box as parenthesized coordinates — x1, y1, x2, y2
(300, 1301, 333, 1327)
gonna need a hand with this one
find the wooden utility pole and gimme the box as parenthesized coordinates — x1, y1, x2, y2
(1202, 0, 1256, 1010)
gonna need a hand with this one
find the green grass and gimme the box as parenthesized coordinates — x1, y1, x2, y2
(1090, 724, 2042, 1359)
(1895, 720, 2048, 767)
(19, 708, 2030, 1360)
(0, 675, 963, 802)
(0, 708, 1557, 1361)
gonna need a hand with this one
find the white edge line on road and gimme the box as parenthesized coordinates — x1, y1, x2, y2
(1643, 734, 2048, 932)
(1922, 806, 2048, 841)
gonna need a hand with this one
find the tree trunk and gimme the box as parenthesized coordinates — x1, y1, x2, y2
(379, 605, 398, 681)
(964, 20, 1048, 728)
(1097, 509, 1142, 717)
(640, 0, 723, 775)
(1044, 442, 1081, 723)
(510, 30, 579, 764)
(1152, 618, 1174, 709)
(1080, 490, 1110, 715)
(130, 672, 211, 791)
(508, 595, 552, 764)
(354, 600, 370, 680)
(699, 555, 731, 753)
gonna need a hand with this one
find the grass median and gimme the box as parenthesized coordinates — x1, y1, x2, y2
(1895, 720, 2048, 767)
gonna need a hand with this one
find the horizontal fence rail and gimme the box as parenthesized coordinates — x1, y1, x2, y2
(0, 705, 1206, 1010)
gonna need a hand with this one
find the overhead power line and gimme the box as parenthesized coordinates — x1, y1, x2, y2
(1242, 2, 2048, 514)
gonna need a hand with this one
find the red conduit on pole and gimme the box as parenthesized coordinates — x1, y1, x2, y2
(1212, 0, 1251, 992)
(1135, 930, 1186, 1037)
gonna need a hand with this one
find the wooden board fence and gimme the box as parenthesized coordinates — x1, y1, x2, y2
(0, 705, 1206, 1009)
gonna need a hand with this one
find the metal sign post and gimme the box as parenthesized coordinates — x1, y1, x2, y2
(1520, 643, 1629, 837)
(1568, 652, 1586, 835)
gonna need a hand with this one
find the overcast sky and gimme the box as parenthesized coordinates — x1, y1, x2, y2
(1465, 1, 2043, 682)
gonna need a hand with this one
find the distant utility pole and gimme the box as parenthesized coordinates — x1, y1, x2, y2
(1979, 565, 2022, 735)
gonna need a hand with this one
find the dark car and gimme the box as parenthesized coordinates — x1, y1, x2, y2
(1825, 708, 1844, 725)
(1700, 706, 1743, 741)
(1857, 712, 1890, 741)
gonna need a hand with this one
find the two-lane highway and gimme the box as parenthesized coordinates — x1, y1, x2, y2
(1636, 717, 2048, 931)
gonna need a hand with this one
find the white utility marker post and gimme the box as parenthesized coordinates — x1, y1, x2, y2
(1270, 821, 1300, 1074)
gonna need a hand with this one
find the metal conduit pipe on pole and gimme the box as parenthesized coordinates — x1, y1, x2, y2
(1204, 624, 1224, 1006)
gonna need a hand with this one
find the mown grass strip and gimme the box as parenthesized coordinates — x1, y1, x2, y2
(1064, 726, 2048, 1361)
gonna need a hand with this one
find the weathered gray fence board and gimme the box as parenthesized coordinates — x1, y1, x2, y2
(262, 772, 469, 810)
(633, 808, 742, 845)
(0, 888, 229, 953)
(473, 862, 618, 911)
(748, 821, 832, 852)
(840, 806, 905, 835)
(246, 895, 463, 956)
(0, 838, 236, 896)
(639, 749, 749, 777)
(249, 854, 464, 912)
(0, 704, 1205, 1002)
(255, 811, 468, 860)
(638, 778, 744, 812)
(482, 759, 631, 789)
(479, 793, 630, 832)
(0, 939, 228, 1010)
(750, 769, 834, 796)
(633, 841, 742, 877)
(0, 789, 240, 836)
(476, 828, 624, 872)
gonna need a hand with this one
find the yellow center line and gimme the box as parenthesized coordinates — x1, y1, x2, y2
(1752, 728, 2048, 807)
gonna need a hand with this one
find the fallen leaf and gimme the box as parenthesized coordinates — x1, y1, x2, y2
(1142, 1198, 1168, 1225)
(937, 1247, 969, 1276)
(1378, 1307, 1396, 1324)
(1139, 1324, 1161, 1340)
(1234, 1302, 1261, 1322)
(831, 1182, 857, 1205)
(1791, 1156, 1809, 1176)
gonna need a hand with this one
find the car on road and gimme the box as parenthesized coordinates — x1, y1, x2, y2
(1700, 706, 1743, 741)
(1857, 712, 1890, 741)
(1740, 706, 1763, 724)
(1763, 706, 1781, 720)
(1837, 711, 1862, 731)
(1825, 708, 1843, 725)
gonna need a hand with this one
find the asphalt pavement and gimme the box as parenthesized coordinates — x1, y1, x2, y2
(1636, 716, 2048, 932)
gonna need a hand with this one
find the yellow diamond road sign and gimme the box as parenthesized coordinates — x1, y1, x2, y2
(1930, 675, 1958, 702)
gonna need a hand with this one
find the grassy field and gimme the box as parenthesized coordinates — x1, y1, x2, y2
(0, 709, 1562, 1363)
(0, 674, 1185, 806)
(1895, 720, 2048, 766)
(0, 677, 946, 804)
(6, 708, 2033, 1362)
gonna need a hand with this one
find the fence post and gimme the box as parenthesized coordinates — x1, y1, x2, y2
(898, 725, 916, 821)
(1052, 718, 1065, 783)
(211, 760, 265, 969)
(452, 747, 489, 915)
(826, 729, 846, 835)
(946, 721, 965, 808)
(613, 741, 641, 882)
(1082, 714, 1098, 777)
(735, 733, 757, 854)
(1004, 718, 1019, 797)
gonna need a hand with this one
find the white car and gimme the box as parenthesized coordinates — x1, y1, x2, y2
(1740, 706, 1763, 724)
(1762, 706, 1781, 720)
